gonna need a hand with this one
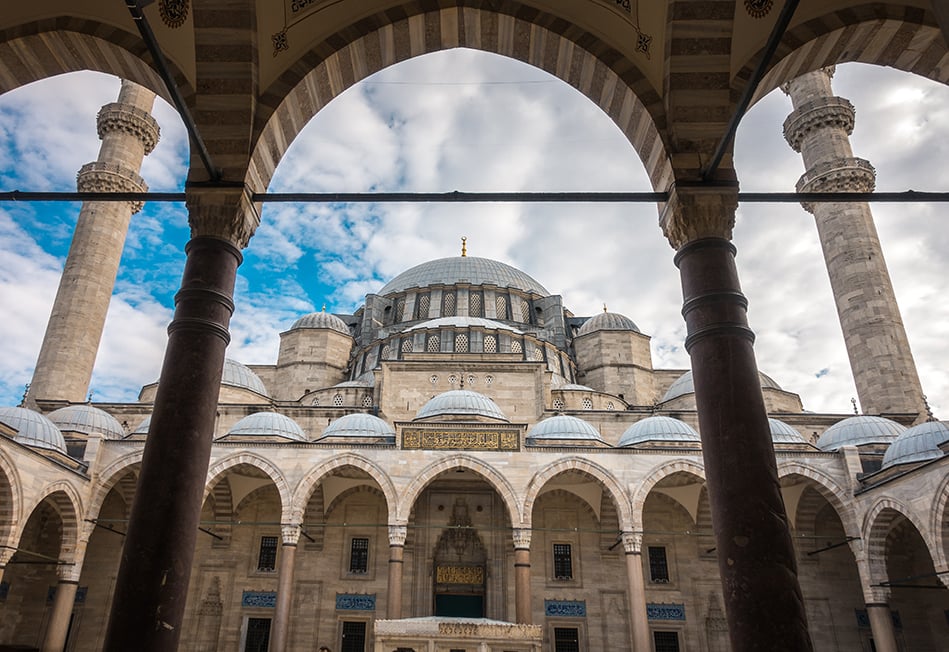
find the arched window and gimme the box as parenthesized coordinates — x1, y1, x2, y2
(495, 295, 508, 319)
(469, 291, 483, 317)
(442, 292, 456, 317)
(455, 333, 469, 352)
(415, 293, 430, 319)
(427, 335, 440, 352)
(483, 335, 497, 353)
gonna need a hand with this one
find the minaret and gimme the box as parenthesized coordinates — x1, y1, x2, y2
(783, 67, 926, 418)
(26, 80, 159, 405)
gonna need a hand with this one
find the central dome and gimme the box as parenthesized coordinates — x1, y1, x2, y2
(378, 256, 549, 296)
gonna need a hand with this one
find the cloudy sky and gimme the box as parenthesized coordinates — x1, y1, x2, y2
(0, 51, 946, 417)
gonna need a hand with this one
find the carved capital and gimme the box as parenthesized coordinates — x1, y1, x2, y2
(388, 524, 407, 547)
(186, 185, 260, 248)
(281, 524, 301, 546)
(0, 547, 14, 566)
(660, 183, 738, 249)
(512, 527, 532, 549)
(57, 562, 83, 583)
(864, 584, 891, 604)
(97, 102, 161, 154)
(76, 161, 149, 213)
(622, 531, 643, 554)
(782, 96, 855, 151)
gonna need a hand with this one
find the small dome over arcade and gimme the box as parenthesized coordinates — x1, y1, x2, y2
(46, 404, 125, 439)
(768, 418, 808, 444)
(289, 310, 351, 335)
(816, 415, 906, 452)
(379, 256, 548, 296)
(316, 413, 396, 443)
(415, 390, 507, 422)
(618, 416, 700, 447)
(577, 307, 640, 335)
(881, 421, 949, 469)
(222, 358, 268, 396)
(225, 412, 307, 442)
(526, 414, 606, 446)
(0, 406, 68, 454)
(661, 370, 782, 403)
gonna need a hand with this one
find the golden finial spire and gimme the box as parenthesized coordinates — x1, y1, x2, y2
(461, 236, 467, 257)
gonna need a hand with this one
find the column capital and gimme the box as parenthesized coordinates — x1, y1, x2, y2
(621, 531, 643, 554)
(281, 524, 301, 546)
(186, 184, 260, 249)
(0, 547, 14, 567)
(388, 524, 408, 547)
(512, 527, 532, 550)
(57, 562, 83, 583)
(660, 182, 739, 249)
(864, 585, 891, 604)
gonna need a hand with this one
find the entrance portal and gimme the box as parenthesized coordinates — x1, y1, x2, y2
(432, 498, 487, 617)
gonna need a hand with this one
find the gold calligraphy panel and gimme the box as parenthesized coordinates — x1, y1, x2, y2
(401, 429, 519, 451)
(436, 566, 485, 585)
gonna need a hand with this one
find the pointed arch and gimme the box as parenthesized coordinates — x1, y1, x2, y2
(776, 461, 860, 539)
(87, 450, 145, 522)
(24, 481, 84, 562)
(522, 456, 632, 530)
(291, 453, 397, 524)
(631, 459, 706, 529)
(863, 496, 936, 585)
(397, 454, 519, 525)
(0, 448, 22, 550)
(249, 4, 670, 196)
(931, 472, 949, 570)
(203, 452, 292, 519)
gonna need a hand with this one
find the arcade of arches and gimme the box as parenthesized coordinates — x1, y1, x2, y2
(1, 2, 948, 652)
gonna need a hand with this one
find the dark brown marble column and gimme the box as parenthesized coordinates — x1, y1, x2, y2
(664, 185, 813, 651)
(271, 526, 300, 652)
(386, 525, 407, 619)
(513, 528, 532, 624)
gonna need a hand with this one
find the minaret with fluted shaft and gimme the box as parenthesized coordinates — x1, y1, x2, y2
(783, 67, 926, 418)
(26, 80, 159, 405)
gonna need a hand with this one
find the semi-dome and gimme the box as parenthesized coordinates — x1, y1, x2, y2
(618, 416, 700, 447)
(222, 359, 268, 396)
(317, 413, 396, 443)
(289, 311, 351, 335)
(526, 415, 605, 445)
(378, 256, 548, 296)
(816, 416, 906, 451)
(661, 370, 783, 403)
(46, 405, 125, 439)
(407, 316, 522, 333)
(226, 412, 307, 441)
(577, 310, 640, 335)
(415, 390, 507, 421)
(881, 421, 949, 469)
(768, 418, 808, 444)
(0, 407, 68, 454)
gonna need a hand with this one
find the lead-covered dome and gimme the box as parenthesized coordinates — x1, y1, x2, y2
(618, 416, 700, 447)
(881, 421, 949, 469)
(226, 412, 307, 441)
(816, 416, 906, 451)
(289, 311, 351, 335)
(0, 407, 67, 453)
(526, 415, 605, 445)
(47, 405, 125, 439)
(768, 418, 808, 444)
(661, 370, 782, 403)
(317, 413, 396, 443)
(222, 358, 268, 396)
(415, 390, 507, 421)
(379, 256, 548, 296)
(577, 311, 640, 335)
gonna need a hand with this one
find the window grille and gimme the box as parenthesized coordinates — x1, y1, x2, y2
(519, 298, 531, 322)
(415, 293, 430, 319)
(257, 536, 278, 572)
(553, 399, 565, 410)
(484, 335, 497, 353)
(349, 537, 369, 574)
(311, 398, 320, 406)
(607, 402, 615, 410)
(553, 627, 580, 652)
(394, 297, 405, 322)
(532, 347, 544, 361)
(381, 344, 391, 360)
(244, 618, 272, 652)
(496, 295, 508, 319)
(333, 394, 343, 407)
(484, 375, 494, 386)
(553, 543, 573, 580)
(341, 621, 367, 652)
(427, 335, 440, 352)
(362, 396, 372, 408)
(455, 333, 469, 352)
(401, 338, 413, 353)
(443, 292, 456, 316)
(469, 292, 483, 317)
(581, 398, 593, 410)
(653, 631, 680, 652)
(512, 340, 523, 354)
(648, 546, 670, 583)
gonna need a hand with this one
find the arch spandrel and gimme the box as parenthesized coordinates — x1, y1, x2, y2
(249, 4, 671, 197)
(522, 456, 632, 531)
(87, 451, 144, 523)
(397, 454, 520, 526)
(630, 459, 706, 529)
(291, 453, 397, 525)
(203, 452, 292, 519)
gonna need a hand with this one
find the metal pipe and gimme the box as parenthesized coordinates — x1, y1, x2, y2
(806, 536, 859, 556)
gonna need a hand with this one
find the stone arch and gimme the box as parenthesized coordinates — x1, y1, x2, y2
(87, 450, 145, 522)
(24, 481, 84, 561)
(749, 8, 948, 103)
(931, 472, 949, 570)
(397, 454, 520, 525)
(291, 453, 397, 524)
(0, 19, 176, 99)
(248, 3, 671, 196)
(777, 462, 861, 539)
(522, 456, 632, 530)
(203, 452, 292, 518)
(325, 485, 387, 517)
(863, 496, 935, 586)
(631, 459, 706, 530)
(0, 448, 22, 550)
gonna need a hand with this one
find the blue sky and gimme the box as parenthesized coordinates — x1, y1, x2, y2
(0, 51, 947, 416)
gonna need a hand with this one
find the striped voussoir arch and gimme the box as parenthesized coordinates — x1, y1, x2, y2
(930, 473, 949, 572)
(750, 6, 949, 104)
(862, 496, 935, 588)
(0, 450, 20, 551)
(248, 3, 672, 196)
(522, 456, 632, 530)
(291, 453, 398, 525)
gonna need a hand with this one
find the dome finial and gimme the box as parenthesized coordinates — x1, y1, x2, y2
(603, 303, 608, 313)
(321, 303, 326, 312)
(461, 236, 467, 257)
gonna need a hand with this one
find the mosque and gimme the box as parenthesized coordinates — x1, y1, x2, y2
(1, 2, 948, 652)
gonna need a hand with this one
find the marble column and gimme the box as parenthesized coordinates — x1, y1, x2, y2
(42, 564, 82, 652)
(622, 533, 650, 652)
(271, 525, 301, 652)
(0, 546, 13, 585)
(866, 603, 898, 652)
(102, 187, 259, 652)
(387, 525, 407, 619)
(661, 184, 812, 652)
(513, 528, 532, 624)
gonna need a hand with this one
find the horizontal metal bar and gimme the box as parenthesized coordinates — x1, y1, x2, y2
(806, 535, 859, 556)
(3, 190, 949, 204)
